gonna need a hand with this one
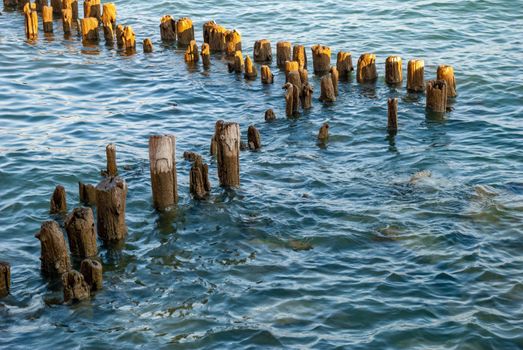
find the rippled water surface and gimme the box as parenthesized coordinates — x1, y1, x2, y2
(1, 0, 523, 349)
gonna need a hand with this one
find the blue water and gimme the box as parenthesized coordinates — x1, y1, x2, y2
(1, 1, 523, 349)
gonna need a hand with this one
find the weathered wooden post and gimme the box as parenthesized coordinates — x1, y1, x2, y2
(253, 39, 272, 62)
(293, 45, 307, 69)
(261, 65, 274, 84)
(217, 122, 240, 187)
(63, 0, 78, 21)
(407, 59, 424, 92)
(115, 24, 124, 47)
(385, 56, 402, 85)
(287, 70, 302, 92)
(387, 98, 398, 134)
(426, 80, 448, 113)
(283, 82, 298, 117)
(105, 144, 117, 177)
(160, 15, 176, 42)
(62, 8, 73, 34)
(149, 135, 177, 211)
(35, 221, 71, 277)
(50, 185, 67, 214)
(437, 65, 456, 97)
(122, 25, 136, 52)
(285, 60, 299, 79)
(184, 40, 199, 62)
(318, 123, 329, 144)
(79, 182, 96, 206)
(81, 17, 99, 43)
(24, 3, 38, 40)
(62, 270, 90, 303)
(204, 21, 227, 52)
(225, 29, 242, 57)
(101, 3, 116, 43)
(80, 258, 102, 291)
(177, 17, 194, 46)
(64, 207, 97, 259)
(320, 75, 336, 102)
(143, 38, 153, 53)
(276, 41, 291, 67)
(301, 83, 313, 109)
(229, 50, 244, 73)
(357, 53, 378, 83)
(311, 45, 331, 75)
(265, 109, 276, 121)
(248, 125, 261, 150)
(189, 155, 210, 200)
(337, 51, 353, 79)
(0, 262, 10, 298)
(95, 176, 127, 242)
(330, 66, 339, 96)
(84, 0, 100, 21)
(18, 0, 30, 10)
(42, 6, 53, 33)
(201, 43, 211, 66)
(50, 0, 61, 13)
(299, 68, 309, 85)
(244, 56, 257, 80)
(210, 120, 223, 156)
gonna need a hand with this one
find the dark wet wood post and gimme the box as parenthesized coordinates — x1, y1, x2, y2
(122, 26, 136, 53)
(337, 51, 353, 79)
(42, 6, 53, 33)
(79, 182, 96, 206)
(189, 155, 211, 200)
(426, 80, 448, 113)
(320, 75, 336, 102)
(80, 258, 102, 291)
(115, 24, 124, 47)
(210, 120, 223, 156)
(287, 70, 302, 92)
(64, 207, 98, 259)
(387, 98, 398, 134)
(283, 82, 298, 117)
(277, 41, 292, 67)
(101, 3, 116, 43)
(149, 135, 178, 211)
(225, 29, 242, 57)
(24, 3, 38, 40)
(265, 109, 276, 121)
(217, 122, 240, 187)
(4, 0, 18, 10)
(357, 53, 378, 83)
(330, 66, 339, 96)
(143, 38, 153, 53)
(293, 45, 307, 69)
(299, 68, 309, 85)
(50, 0, 61, 13)
(35, 221, 71, 277)
(261, 65, 274, 84)
(385, 56, 402, 85)
(318, 123, 329, 144)
(106, 143, 117, 177)
(62, 8, 73, 34)
(0, 262, 10, 298)
(64, 0, 78, 21)
(95, 176, 127, 242)
(62, 270, 90, 303)
(253, 39, 272, 62)
(84, 0, 100, 21)
(248, 125, 261, 150)
(204, 21, 227, 52)
(81, 17, 99, 43)
(201, 43, 211, 66)
(311, 45, 331, 75)
(407, 59, 424, 92)
(244, 56, 257, 80)
(437, 65, 457, 97)
(18, 0, 30, 10)
(302, 83, 313, 109)
(50, 185, 67, 214)
(177, 17, 194, 46)
(184, 40, 199, 62)
(160, 15, 176, 42)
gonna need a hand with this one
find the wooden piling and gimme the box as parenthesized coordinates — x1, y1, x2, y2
(293, 45, 307, 69)
(143, 38, 153, 53)
(320, 75, 336, 103)
(330, 66, 339, 96)
(225, 29, 242, 57)
(62, 8, 73, 34)
(18, 0, 30, 10)
(265, 109, 276, 122)
(285, 60, 299, 79)
(101, 3, 116, 43)
(122, 26, 136, 52)
(244, 56, 257, 80)
(407, 59, 424, 92)
(184, 40, 199, 62)
(318, 123, 329, 143)
(80, 258, 102, 291)
(0, 262, 10, 298)
(4, 0, 18, 10)
(24, 3, 38, 40)
(67, 0, 78, 21)
(148, 135, 177, 211)
(177, 17, 194, 46)
(81, 17, 99, 43)
(357, 53, 378, 83)
(50, 185, 67, 214)
(210, 120, 223, 156)
(79, 182, 96, 206)
(50, 0, 61, 14)
(261, 65, 274, 84)
(189, 155, 210, 200)
(105, 143, 117, 177)
(248, 125, 261, 151)
(301, 83, 313, 109)
(311, 45, 331, 75)
(95, 176, 127, 241)
(437, 65, 456, 97)
(203, 21, 227, 52)
(83, 0, 100, 21)
(160, 15, 176, 42)
(42, 6, 53, 33)
(253, 39, 272, 62)
(299, 68, 309, 85)
(35, 221, 71, 277)
(230, 50, 244, 73)
(201, 43, 210, 66)
(62, 270, 90, 303)
(115, 24, 123, 47)
(385, 56, 402, 85)
(64, 207, 97, 259)
(287, 70, 302, 93)
(426, 80, 448, 113)
(337, 51, 353, 79)
(387, 98, 398, 134)
(216, 122, 240, 188)
(283, 82, 298, 117)
(277, 41, 291, 67)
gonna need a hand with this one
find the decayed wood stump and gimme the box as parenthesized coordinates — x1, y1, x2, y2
(50, 185, 67, 214)
(177, 17, 194, 46)
(426, 80, 448, 113)
(299, 68, 308, 85)
(42, 6, 53, 33)
(287, 70, 302, 93)
(79, 182, 96, 206)
(80, 258, 102, 291)
(301, 83, 313, 109)
(357, 53, 378, 83)
(160, 15, 176, 42)
(50, 0, 61, 13)
(184, 40, 199, 62)
(330, 66, 339, 96)
(115, 24, 124, 47)
(62, 8, 73, 34)
(337, 51, 353, 79)
(320, 75, 336, 102)
(293, 45, 307, 69)
(311, 45, 331, 75)
(265, 109, 276, 122)
(189, 155, 211, 200)
(149, 135, 177, 211)
(24, 3, 38, 40)
(407, 59, 424, 92)
(248, 125, 261, 151)
(122, 25, 136, 52)
(203, 21, 227, 52)
(318, 123, 329, 144)
(217, 122, 241, 188)
(244, 56, 257, 80)
(143, 38, 153, 53)
(201, 43, 210, 66)
(285, 60, 299, 80)
(225, 29, 241, 57)
(283, 82, 299, 117)
(68, 0, 79, 21)
(261, 65, 273, 84)
(95, 176, 127, 241)
(253, 39, 272, 62)
(101, 3, 116, 29)
(0, 262, 10, 298)
(387, 98, 398, 134)
(437, 65, 457, 97)
(83, 0, 100, 21)
(229, 50, 244, 73)
(62, 270, 90, 303)
(64, 207, 97, 259)
(81, 17, 99, 43)
(385, 56, 402, 85)
(35, 221, 71, 277)
(105, 143, 117, 177)
(276, 41, 291, 67)
(210, 120, 223, 156)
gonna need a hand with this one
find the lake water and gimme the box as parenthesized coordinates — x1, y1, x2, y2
(1, 0, 523, 349)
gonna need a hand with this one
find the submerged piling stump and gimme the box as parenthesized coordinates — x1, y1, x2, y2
(385, 56, 402, 85)
(437, 65, 457, 97)
(148, 135, 177, 211)
(210, 120, 223, 156)
(426, 80, 448, 113)
(357, 53, 378, 83)
(311, 45, 331, 75)
(320, 75, 336, 102)
(184, 40, 199, 62)
(64, 207, 97, 259)
(248, 125, 261, 151)
(81, 17, 99, 43)
(160, 15, 176, 42)
(35, 221, 71, 277)
(201, 43, 210, 66)
(42, 6, 53, 33)
(95, 176, 127, 242)
(143, 38, 153, 53)
(244, 56, 257, 80)
(265, 109, 276, 122)
(337, 51, 353, 79)
(261, 65, 274, 84)
(80, 258, 102, 291)
(177, 17, 194, 46)
(230, 51, 244, 73)
(189, 156, 211, 200)
(50, 185, 67, 214)
(283, 83, 298, 117)
(253, 39, 272, 62)
(0, 262, 10, 298)
(387, 98, 398, 134)
(62, 270, 90, 303)
(318, 123, 329, 144)
(407, 59, 425, 92)
(79, 182, 96, 206)
(330, 66, 339, 96)
(217, 122, 240, 188)
(277, 41, 292, 67)
(301, 83, 313, 109)
(225, 29, 242, 57)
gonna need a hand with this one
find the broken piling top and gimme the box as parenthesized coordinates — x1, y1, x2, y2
(143, 38, 154, 53)
(24, 2, 38, 39)
(84, 0, 101, 21)
(184, 40, 199, 63)
(216, 122, 241, 188)
(50, 184, 67, 214)
(318, 123, 329, 143)
(203, 20, 227, 52)
(261, 65, 274, 84)
(244, 56, 257, 80)
(437, 65, 457, 97)
(35, 220, 71, 277)
(232, 50, 244, 73)
(101, 3, 117, 29)
(407, 59, 424, 92)
(426, 79, 448, 113)
(122, 25, 136, 51)
(177, 17, 195, 46)
(95, 176, 128, 241)
(336, 51, 353, 79)
(148, 135, 178, 211)
(65, 207, 98, 259)
(292, 44, 307, 69)
(225, 29, 242, 57)
(277, 41, 292, 67)
(201, 43, 211, 66)
(311, 44, 331, 75)
(253, 39, 272, 62)
(357, 53, 378, 83)
(81, 17, 99, 43)
(385, 56, 403, 85)
(160, 15, 176, 42)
